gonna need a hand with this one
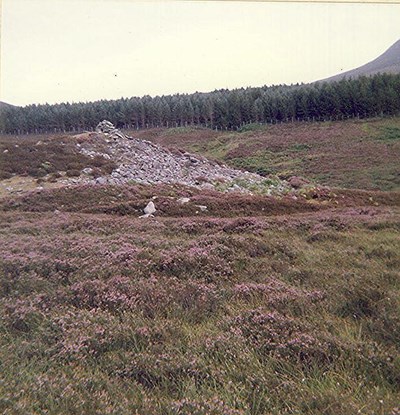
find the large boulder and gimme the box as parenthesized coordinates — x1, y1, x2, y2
(139, 201, 156, 218)
(144, 201, 156, 215)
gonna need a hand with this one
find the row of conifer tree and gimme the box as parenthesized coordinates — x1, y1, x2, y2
(1, 73, 400, 134)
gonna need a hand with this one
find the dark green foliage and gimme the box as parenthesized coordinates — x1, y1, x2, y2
(375, 126, 400, 141)
(1, 73, 400, 134)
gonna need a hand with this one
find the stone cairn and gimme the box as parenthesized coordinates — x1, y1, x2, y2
(79, 120, 290, 194)
(95, 120, 132, 141)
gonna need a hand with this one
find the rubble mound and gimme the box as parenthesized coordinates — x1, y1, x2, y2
(78, 121, 289, 193)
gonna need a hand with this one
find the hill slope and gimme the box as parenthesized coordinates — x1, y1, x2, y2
(323, 39, 400, 82)
(0, 101, 16, 111)
(1, 118, 399, 414)
(1, 117, 399, 196)
(128, 117, 400, 191)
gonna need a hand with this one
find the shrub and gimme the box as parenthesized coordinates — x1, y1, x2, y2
(47, 172, 62, 182)
(0, 136, 116, 180)
(159, 245, 233, 282)
(231, 309, 339, 365)
(66, 169, 81, 177)
(0, 171, 13, 179)
(3, 297, 45, 332)
(69, 276, 136, 312)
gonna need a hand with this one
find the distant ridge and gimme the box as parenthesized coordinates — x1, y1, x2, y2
(0, 101, 17, 110)
(322, 39, 400, 82)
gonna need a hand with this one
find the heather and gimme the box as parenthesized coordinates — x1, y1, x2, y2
(0, 134, 115, 180)
(1, 184, 399, 414)
(2, 116, 400, 194)
(1, 182, 399, 216)
(136, 116, 400, 191)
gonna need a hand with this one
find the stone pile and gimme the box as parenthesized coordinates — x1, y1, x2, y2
(78, 120, 289, 192)
(95, 120, 132, 141)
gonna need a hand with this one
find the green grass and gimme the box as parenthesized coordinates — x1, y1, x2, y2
(238, 123, 269, 133)
(374, 126, 400, 141)
(189, 134, 240, 160)
(164, 126, 201, 135)
(229, 151, 307, 179)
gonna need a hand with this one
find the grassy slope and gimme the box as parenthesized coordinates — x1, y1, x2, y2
(0, 185, 400, 415)
(130, 117, 400, 191)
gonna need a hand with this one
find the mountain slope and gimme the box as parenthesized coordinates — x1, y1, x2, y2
(0, 101, 17, 110)
(323, 39, 400, 82)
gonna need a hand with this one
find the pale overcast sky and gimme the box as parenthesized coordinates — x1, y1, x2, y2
(1, 0, 400, 106)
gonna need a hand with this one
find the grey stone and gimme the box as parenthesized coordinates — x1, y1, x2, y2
(177, 197, 190, 204)
(95, 120, 132, 140)
(195, 205, 208, 212)
(139, 213, 156, 219)
(82, 167, 94, 175)
(144, 201, 156, 215)
(96, 177, 107, 185)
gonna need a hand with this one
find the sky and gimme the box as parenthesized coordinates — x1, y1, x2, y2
(1, 0, 400, 107)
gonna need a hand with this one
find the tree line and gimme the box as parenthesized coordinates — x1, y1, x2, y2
(1, 73, 400, 135)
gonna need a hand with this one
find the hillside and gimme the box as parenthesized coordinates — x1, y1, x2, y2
(0, 123, 290, 198)
(323, 39, 400, 82)
(1, 117, 400, 197)
(130, 117, 400, 192)
(0, 101, 16, 110)
(0, 119, 399, 414)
